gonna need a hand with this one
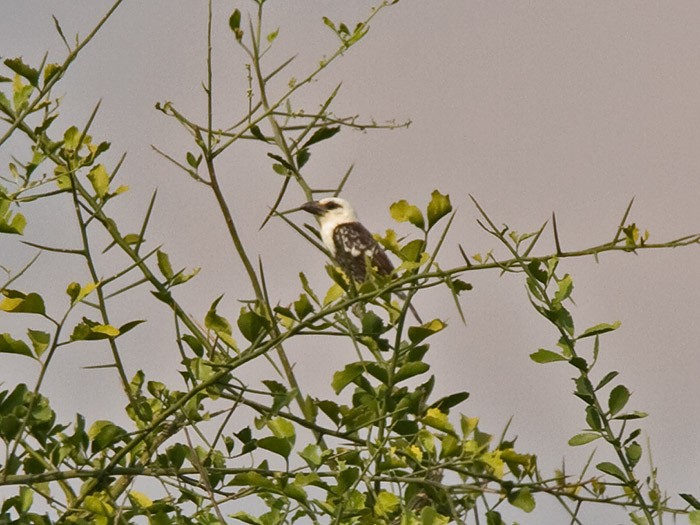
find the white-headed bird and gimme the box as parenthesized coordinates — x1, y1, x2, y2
(301, 197, 394, 282)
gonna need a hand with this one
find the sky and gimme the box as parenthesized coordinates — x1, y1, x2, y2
(2, 1, 699, 522)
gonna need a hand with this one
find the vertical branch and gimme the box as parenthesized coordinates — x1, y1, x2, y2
(248, 5, 312, 200)
(201, 3, 318, 437)
(206, 0, 214, 153)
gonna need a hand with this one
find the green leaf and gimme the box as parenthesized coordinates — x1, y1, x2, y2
(440, 434, 460, 458)
(0, 290, 46, 315)
(586, 406, 602, 431)
(237, 309, 269, 342)
(394, 362, 430, 383)
(128, 490, 153, 510)
(430, 391, 469, 413)
(70, 318, 120, 341)
(486, 511, 504, 525)
(205, 296, 232, 335)
(323, 282, 344, 305)
(4, 57, 39, 87)
(249, 124, 267, 142)
(625, 441, 642, 467)
(527, 260, 548, 284)
(570, 356, 588, 371)
(87, 164, 109, 198)
(43, 63, 62, 85)
(322, 16, 336, 31)
(157, 250, 174, 279)
(165, 443, 187, 468)
(426, 190, 452, 229)
(554, 274, 573, 305)
(608, 384, 630, 416)
(83, 495, 114, 517)
(89, 420, 127, 452)
(16, 486, 33, 514)
(449, 277, 472, 294)
(529, 348, 567, 364)
(316, 399, 341, 425)
(267, 27, 280, 43)
(574, 376, 595, 404)
(229, 8, 241, 30)
(508, 487, 535, 513)
(361, 310, 384, 335)
(272, 163, 290, 176)
(283, 482, 307, 502)
(0, 333, 33, 358)
(613, 411, 647, 421)
(423, 407, 454, 433)
(408, 319, 445, 344)
(595, 371, 619, 391)
(62, 125, 81, 151)
(12, 77, 33, 112)
(27, 329, 49, 358)
(230, 511, 262, 525)
(578, 321, 621, 339)
(690, 510, 700, 525)
(66, 282, 97, 305)
(390, 199, 425, 229)
(182, 334, 204, 357)
(299, 443, 322, 468)
(229, 9, 243, 40)
(231, 471, 274, 489)
(185, 151, 200, 169)
(268, 417, 295, 439)
(267, 153, 296, 174)
(545, 305, 574, 336)
(596, 461, 627, 482)
(296, 148, 310, 169)
(399, 239, 427, 267)
(171, 266, 200, 286)
(257, 436, 292, 459)
(331, 362, 364, 394)
(293, 293, 314, 319)
(680, 493, 700, 510)
(0, 91, 10, 112)
(568, 432, 601, 446)
(0, 194, 26, 234)
(301, 126, 341, 149)
(365, 362, 388, 384)
(118, 319, 145, 335)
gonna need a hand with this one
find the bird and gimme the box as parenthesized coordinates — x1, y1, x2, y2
(301, 197, 394, 282)
(301, 197, 423, 323)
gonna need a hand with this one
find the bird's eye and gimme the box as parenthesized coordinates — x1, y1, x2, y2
(324, 201, 341, 210)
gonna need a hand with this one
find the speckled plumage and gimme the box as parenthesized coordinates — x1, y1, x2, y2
(302, 197, 393, 282)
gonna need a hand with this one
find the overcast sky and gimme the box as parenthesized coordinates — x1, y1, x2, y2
(2, 1, 699, 522)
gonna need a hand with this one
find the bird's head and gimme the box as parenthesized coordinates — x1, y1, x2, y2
(301, 197, 358, 227)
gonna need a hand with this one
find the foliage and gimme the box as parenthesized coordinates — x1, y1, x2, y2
(1, 1, 699, 524)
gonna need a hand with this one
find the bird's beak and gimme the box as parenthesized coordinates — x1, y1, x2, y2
(301, 201, 324, 216)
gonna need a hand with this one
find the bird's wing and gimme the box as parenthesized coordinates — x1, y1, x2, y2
(333, 222, 394, 282)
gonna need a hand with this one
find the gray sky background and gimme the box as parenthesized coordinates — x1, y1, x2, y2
(2, 1, 699, 522)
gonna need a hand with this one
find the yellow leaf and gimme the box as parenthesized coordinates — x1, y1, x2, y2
(323, 283, 344, 305)
(128, 490, 153, 509)
(373, 491, 399, 517)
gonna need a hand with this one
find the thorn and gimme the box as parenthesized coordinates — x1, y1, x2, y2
(458, 244, 473, 268)
(552, 212, 562, 255)
(612, 197, 635, 245)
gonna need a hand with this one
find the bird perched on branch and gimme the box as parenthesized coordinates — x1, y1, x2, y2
(301, 198, 393, 282)
(301, 197, 422, 323)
